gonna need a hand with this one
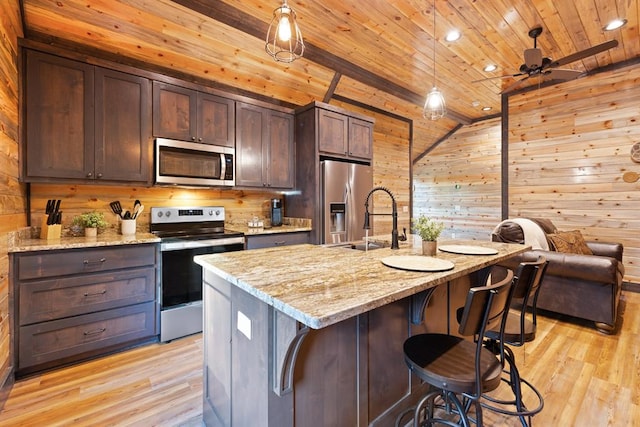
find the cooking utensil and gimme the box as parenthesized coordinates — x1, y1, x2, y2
(133, 205, 144, 219)
(123, 210, 132, 220)
(110, 201, 123, 218)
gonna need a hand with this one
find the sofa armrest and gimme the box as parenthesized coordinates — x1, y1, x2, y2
(500, 249, 621, 284)
(586, 241, 623, 262)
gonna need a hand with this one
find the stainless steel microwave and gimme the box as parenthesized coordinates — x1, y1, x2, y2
(155, 138, 235, 187)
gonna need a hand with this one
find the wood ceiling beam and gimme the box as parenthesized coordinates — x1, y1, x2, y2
(170, 0, 472, 125)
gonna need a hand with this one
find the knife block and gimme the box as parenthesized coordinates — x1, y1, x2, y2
(40, 215, 61, 240)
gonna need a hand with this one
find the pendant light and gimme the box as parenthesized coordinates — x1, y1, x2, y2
(423, 0, 446, 120)
(265, 0, 305, 63)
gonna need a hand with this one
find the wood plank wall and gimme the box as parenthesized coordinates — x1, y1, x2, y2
(332, 100, 412, 237)
(413, 118, 502, 240)
(412, 64, 639, 284)
(508, 65, 640, 283)
(28, 185, 286, 234)
(0, 0, 24, 403)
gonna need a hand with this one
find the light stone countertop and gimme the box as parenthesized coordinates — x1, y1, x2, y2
(8, 230, 160, 253)
(226, 217, 312, 236)
(194, 239, 529, 329)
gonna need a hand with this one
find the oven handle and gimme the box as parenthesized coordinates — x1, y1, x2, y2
(160, 236, 245, 251)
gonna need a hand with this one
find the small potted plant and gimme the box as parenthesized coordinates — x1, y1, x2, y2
(72, 211, 108, 237)
(412, 214, 445, 256)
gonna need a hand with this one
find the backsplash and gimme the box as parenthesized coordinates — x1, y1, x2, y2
(30, 183, 290, 233)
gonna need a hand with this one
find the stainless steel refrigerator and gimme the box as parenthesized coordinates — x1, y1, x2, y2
(320, 160, 372, 244)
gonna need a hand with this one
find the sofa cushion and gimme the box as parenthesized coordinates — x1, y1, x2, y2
(547, 230, 593, 255)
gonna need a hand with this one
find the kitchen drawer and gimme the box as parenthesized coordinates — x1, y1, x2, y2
(245, 231, 310, 250)
(18, 301, 156, 372)
(19, 266, 156, 326)
(17, 244, 156, 280)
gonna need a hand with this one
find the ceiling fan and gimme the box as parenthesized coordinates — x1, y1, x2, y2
(476, 26, 618, 93)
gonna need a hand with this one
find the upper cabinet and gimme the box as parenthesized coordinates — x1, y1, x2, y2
(315, 103, 374, 161)
(235, 102, 294, 189)
(23, 50, 152, 183)
(152, 81, 234, 146)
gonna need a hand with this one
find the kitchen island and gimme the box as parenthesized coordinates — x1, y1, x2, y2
(194, 240, 528, 426)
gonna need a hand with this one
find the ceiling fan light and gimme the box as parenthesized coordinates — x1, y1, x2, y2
(423, 87, 446, 120)
(265, 0, 305, 63)
(604, 18, 627, 31)
(483, 64, 497, 72)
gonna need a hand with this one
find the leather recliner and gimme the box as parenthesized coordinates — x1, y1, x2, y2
(492, 218, 624, 334)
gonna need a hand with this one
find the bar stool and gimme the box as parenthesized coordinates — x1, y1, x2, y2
(483, 257, 548, 426)
(399, 267, 514, 427)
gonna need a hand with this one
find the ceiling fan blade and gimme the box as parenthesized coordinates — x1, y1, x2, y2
(471, 73, 525, 83)
(523, 48, 543, 68)
(545, 69, 584, 81)
(548, 39, 619, 68)
(501, 75, 531, 94)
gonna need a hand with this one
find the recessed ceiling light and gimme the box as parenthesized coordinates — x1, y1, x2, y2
(483, 64, 497, 72)
(604, 18, 627, 31)
(482, 106, 492, 111)
(445, 30, 461, 42)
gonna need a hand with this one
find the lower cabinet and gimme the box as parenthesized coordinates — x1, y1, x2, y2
(245, 232, 310, 250)
(12, 243, 159, 376)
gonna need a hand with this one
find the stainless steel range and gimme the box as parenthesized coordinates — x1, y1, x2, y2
(150, 206, 244, 342)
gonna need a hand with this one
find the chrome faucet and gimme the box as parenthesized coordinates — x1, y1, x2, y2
(363, 186, 399, 250)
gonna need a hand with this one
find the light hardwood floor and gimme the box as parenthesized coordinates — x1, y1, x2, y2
(1, 291, 638, 426)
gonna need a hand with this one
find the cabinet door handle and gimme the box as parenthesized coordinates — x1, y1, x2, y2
(96, 173, 103, 178)
(83, 257, 107, 266)
(83, 327, 106, 336)
(86, 172, 93, 178)
(274, 240, 287, 246)
(83, 289, 107, 297)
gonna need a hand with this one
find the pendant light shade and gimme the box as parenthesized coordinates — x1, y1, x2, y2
(265, 0, 305, 63)
(424, 87, 446, 120)
(423, 0, 446, 120)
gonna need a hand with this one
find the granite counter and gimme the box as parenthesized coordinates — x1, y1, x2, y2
(8, 229, 160, 253)
(194, 239, 526, 329)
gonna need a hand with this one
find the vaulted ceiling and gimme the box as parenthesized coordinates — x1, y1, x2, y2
(20, 0, 640, 159)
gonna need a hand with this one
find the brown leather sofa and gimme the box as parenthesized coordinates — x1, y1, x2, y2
(492, 218, 624, 334)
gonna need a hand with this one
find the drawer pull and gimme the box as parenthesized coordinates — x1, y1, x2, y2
(83, 327, 106, 336)
(83, 290, 107, 297)
(83, 258, 107, 266)
(274, 241, 287, 246)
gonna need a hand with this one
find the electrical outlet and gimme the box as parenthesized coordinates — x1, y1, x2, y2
(402, 206, 409, 213)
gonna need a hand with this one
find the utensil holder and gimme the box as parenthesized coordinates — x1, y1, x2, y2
(40, 215, 61, 240)
(121, 219, 136, 236)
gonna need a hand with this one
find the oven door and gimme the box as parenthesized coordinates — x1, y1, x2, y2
(159, 236, 243, 341)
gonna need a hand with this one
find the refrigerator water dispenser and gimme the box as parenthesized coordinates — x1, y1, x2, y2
(330, 203, 346, 243)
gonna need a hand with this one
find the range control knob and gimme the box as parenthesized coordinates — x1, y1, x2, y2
(208, 210, 214, 216)
(215, 209, 221, 216)
(165, 211, 171, 218)
(157, 211, 163, 218)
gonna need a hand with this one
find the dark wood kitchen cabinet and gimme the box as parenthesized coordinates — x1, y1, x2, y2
(235, 102, 294, 189)
(317, 106, 373, 161)
(24, 50, 152, 183)
(152, 81, 235, 146)
(245, 231, 310, 249)
(11, 244, 159, 376)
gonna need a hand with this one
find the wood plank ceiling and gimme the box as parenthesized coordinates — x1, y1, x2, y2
(20, 0, 640, 159)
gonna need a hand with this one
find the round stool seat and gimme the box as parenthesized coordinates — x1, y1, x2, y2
(403, 334, 503, 395)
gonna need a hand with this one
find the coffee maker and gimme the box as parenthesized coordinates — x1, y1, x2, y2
(271, 198, 283, 227)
